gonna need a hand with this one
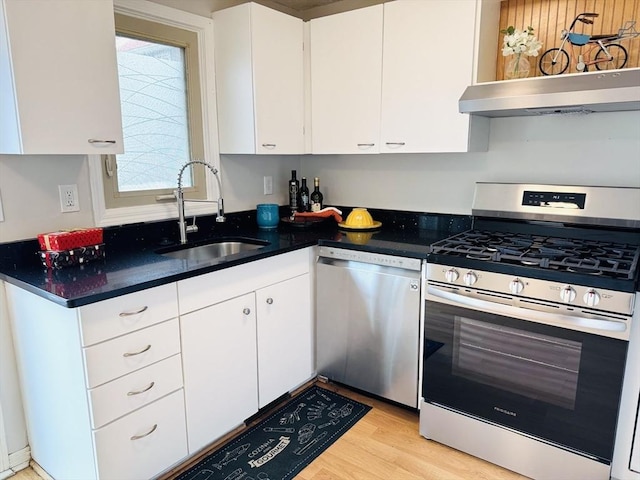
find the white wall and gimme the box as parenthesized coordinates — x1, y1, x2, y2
(220, 154, 300, 211)
(0, 111, 638, 243)
(300, 111, 640, 213)
(0, 155, 94, 243)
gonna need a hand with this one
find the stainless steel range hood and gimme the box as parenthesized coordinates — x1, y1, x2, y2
(459, 68, 640, 117)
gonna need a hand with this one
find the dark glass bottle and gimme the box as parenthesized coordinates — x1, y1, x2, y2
(310, 177, 323, 212)
(288, 170, 299, 212)
(299, 177, 310, 212)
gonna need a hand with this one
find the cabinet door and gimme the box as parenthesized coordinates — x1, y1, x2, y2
(256, 273, 313, 408)
(213, 3, 303, 154)
(0, 0, 123, 154)
(310, 5, 383, 154)
(381, 0, 479, 153)
(181, 293, 259, 453)
(252, 3, 304, 154)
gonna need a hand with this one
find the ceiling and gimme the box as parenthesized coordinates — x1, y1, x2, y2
(245, 0, 388, 20)
(269, 0, 345, 9)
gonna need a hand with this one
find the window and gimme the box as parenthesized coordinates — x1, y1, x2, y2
(102, 12, 206, 208)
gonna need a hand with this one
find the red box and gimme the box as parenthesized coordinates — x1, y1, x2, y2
(38, 228, 103, 251)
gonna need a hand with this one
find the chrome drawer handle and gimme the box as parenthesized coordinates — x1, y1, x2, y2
(123, 344, 151, 357)
(130, 424, 157, 441)
(243, 308, 251, 315)
(119, 306, 148, 317)
(261, 143, 276, 148)
(385, 142, 406, 146)
(88, 138, 117, 144)
(357, 143, 375, 147)
(127, 381, 155, 396)
(266, 298, 273, 305)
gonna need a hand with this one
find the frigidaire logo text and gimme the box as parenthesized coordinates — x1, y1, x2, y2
(494, 406, 517, 417)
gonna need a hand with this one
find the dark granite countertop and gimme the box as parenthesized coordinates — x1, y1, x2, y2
(0, 208, 470, 308)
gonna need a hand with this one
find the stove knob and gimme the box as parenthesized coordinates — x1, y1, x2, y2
(560, 285, 577, 303)
(583, 289, 601, 307)
(463, 271, 478, 286)
(509, 278, 524, 294)
(444, 268, 459, 283)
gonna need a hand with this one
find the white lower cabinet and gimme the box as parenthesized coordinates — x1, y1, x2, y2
(181, 292, 259, 453)
(256, 273, 313, 408)
(5, 283, 185, 480)
(6, 248, 314, 478)
(179, 248, 314, 454)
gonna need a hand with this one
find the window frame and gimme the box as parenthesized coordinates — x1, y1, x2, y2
(88, 0, 220, 227)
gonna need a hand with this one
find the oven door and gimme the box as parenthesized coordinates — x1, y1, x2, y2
(423, 285, 629, 463)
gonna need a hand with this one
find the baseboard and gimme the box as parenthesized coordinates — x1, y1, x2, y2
(8, 447, 30, 472)
(0, 446, 32, 480)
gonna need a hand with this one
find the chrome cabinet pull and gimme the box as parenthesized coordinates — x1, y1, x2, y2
(261, 143, 276, 148)
(127, 381, 155, 396)
(357, 143, 375, 147)
(385, 142, 406, 146)
(123, 344, 151, 357)
(119, 306, 148, 317)
(243, 308, 251, 315)
(88, 139, 117, 144)
(266, 298, 274, 305)
(130, 424, 158, 441)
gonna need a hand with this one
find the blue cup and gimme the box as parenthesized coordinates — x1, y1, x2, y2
(257, 204, 279, 230)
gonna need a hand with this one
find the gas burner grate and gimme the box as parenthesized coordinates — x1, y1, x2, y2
(430, 230, 640, 280)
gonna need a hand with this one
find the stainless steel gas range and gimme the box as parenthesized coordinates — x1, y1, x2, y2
(419, 183, 640, 480)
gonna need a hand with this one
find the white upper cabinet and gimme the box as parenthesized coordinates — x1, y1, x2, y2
(213, 3, 304, 154)
(380, 0, 488, 153)
(310, 5, 383, 154)
(309, 1, 488, 154)
(0, 0, 124, 155)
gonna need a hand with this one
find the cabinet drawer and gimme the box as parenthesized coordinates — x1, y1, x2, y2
(93, 390, 188, 480)
(79, 283, 178, 346)
(89, 354, 183, 429)
(84, 318, 180, 388)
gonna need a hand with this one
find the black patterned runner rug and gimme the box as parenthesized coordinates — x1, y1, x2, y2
(174, 385, 372, 480)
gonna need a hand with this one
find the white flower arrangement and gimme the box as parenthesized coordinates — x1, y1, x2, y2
(501, 26, 543, 57)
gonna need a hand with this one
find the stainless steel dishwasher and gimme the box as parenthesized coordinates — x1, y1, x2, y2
(316, 246, 423, 408)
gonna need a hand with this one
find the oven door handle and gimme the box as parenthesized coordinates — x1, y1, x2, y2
(427, 285, 629, 339)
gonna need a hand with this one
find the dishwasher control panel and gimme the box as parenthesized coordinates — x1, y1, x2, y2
(318, 246, 422, 271)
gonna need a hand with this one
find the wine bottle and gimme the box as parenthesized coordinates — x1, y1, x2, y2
(310, 177, 323, 212)
(288, 170, 299, 212)
(299, 177, 310, 212)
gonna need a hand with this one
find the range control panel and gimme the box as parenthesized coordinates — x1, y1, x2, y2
(522, 190, 586, 209)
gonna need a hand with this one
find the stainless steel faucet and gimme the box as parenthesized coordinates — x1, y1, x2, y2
(176, 160, 225, 244)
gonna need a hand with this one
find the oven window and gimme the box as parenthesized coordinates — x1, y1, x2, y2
(453, 317, 582, 409)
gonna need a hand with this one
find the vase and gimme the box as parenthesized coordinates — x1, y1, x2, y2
(505, 54, 531, 79)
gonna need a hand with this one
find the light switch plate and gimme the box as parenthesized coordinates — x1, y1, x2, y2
(263, 176, 273, 195)
(0, 189, 4, 222)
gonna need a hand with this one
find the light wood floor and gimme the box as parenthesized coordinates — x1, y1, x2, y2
(10, 382, 529, 480)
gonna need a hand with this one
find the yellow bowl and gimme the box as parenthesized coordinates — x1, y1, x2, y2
(345, 208, 374, 228)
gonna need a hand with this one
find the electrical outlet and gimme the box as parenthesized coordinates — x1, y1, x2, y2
(263, 176, 273, 195)
(58, 184, 80, 213)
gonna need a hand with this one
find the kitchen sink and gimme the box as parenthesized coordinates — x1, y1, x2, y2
(157, 237, 270, 261)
